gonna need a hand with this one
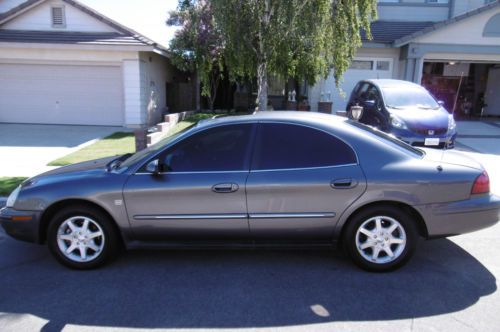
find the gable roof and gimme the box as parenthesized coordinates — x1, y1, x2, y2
(362, 21, 435, 45)
(393, 0, 500, 46)
(0, 0, 168, 52)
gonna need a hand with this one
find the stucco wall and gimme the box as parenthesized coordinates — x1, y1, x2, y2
(413, 6, 500, 45)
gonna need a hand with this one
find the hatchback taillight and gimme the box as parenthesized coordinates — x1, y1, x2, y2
(471, 171, 490, 195)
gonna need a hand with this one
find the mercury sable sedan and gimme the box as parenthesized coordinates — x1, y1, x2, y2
(1, 112, 499, 271)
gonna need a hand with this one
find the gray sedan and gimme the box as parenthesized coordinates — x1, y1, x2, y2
(1, 112, 499, 271)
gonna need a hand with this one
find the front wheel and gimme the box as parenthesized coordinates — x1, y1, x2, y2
(343, 206, 418, 272)
(47, 206, 120, 269)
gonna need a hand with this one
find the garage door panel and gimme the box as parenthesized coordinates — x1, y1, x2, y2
(332, 58, 393, 112)
(0, 63, 123, 126)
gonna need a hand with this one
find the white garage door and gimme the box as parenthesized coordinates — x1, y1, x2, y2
(332, 58, 393, 112)
(0, 63, 123, 126)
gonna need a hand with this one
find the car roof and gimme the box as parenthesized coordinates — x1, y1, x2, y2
(364, 79, 424, 90)
(196, 111, 347, 128)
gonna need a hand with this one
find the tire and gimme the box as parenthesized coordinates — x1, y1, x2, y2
(47, 205, 120, 269)
(343, 205, 418, 272)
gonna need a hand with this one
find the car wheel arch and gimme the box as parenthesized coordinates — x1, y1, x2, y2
(337, 200, 428, 245)
(39, 199, 124, 247)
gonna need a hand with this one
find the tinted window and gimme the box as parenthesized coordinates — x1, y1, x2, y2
(160, 124, 254, 172)
(252, 123, 356, 170)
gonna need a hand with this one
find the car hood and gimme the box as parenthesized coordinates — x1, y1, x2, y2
(389, 107, 449, 129)
(31, 156, 118, 181)
(421, 148, 483, 171)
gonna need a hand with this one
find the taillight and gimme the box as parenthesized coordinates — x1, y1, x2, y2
(471, 171, 490, 195)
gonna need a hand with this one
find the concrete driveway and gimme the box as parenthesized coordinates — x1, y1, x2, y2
(0, 124, 122, 177)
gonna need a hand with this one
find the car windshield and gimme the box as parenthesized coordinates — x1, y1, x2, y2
(382, 87, 439, 109)
(347, 121, 424, 157)
(117, 124, 196, 169)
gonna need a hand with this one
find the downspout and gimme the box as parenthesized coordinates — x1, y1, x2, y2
(448, 0, 455, 19)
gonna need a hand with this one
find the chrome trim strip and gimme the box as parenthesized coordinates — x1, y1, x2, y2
(250, 163, 358, 173)
(249, 213, 336, 219)
(135, 170, 249, 175)
(134, 214, 248, 220)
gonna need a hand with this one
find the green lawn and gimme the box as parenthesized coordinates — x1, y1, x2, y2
(47, 112, 224, 167)
(0, 177, 27, 196)
(48, 132, 135, 166)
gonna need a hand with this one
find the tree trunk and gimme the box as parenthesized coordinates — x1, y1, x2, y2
(257, 60, 268, 112)
(255, 0, 271, 112)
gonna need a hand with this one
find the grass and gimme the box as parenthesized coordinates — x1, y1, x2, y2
(47, 112, 231, 167)
(0, 177, 27, 196)
(48, 132, 135, 166)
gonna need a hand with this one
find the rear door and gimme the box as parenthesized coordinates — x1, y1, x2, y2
(123, 123, 255, 241)
(246, 122, 367, 240)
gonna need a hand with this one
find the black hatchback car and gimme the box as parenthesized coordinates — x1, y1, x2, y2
(346, 79, 457, 148)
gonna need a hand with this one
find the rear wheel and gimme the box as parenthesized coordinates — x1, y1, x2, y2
(343, 206, 418, 272)
(47, 205, 120, 269)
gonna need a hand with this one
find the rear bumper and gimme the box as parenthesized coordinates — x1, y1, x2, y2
(416, 194, 500, 238)
(0, 207, 41, 243)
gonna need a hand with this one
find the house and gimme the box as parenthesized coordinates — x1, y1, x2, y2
(0, 0, 196, 127)
(308, 0, 500, 117)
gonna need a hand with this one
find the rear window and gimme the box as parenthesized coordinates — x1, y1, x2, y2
(348, 121, 425, 157)
(252, 123, 357, 170)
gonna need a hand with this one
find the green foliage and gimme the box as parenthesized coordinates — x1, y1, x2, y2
(213, 0, 377, 86)
(167, 0, 224, 107)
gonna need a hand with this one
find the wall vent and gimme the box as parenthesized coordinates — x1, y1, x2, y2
(51, 6, 65, 27)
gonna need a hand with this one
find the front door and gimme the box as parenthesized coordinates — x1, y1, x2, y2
(123, 123, 255, 241)
(246, 122, 366, 240)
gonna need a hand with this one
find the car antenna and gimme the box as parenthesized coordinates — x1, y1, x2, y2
(439, 70, 464, 171)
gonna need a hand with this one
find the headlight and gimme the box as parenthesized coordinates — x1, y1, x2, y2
(448, 115, 456, 132)
(391, 116, 407, 129)
(6, 185, 21, 208)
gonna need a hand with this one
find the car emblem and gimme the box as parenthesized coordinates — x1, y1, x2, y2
(428, 130, 434, 135)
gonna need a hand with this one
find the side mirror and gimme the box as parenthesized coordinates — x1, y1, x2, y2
(437, 100, 445, 106)
(146, 159, 160, 175)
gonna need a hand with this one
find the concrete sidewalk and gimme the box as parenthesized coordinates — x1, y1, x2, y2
(0, 124, 122, 177)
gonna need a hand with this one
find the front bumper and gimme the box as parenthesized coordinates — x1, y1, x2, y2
(416, 194, 500, 238)
(0, 207, 41, 243)
(391, 128, 457, 149)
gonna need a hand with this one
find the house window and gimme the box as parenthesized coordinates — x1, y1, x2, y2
(350, 60, 373, 70)
(376, 61, 390, 71)
(51, 6, 66, 28)
(426, 0, 449, 3)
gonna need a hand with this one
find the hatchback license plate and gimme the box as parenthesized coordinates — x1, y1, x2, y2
(424, 138, 440, 146)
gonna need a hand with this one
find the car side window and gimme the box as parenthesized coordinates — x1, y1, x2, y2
(251, 123, 356, 170)
(159, 124, 254, 172)
(357, 83, 370, 102)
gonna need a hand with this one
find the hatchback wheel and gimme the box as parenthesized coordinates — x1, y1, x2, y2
(343, 206, 417, 272)
(48, 206, 119, 269)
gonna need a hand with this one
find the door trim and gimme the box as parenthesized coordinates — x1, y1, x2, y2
(249, 213, 336, 219)
(134, 214, 248, 220)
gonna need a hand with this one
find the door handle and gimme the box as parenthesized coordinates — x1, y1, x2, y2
(212, 183, 239, 193)
(331, 178, 358, 189)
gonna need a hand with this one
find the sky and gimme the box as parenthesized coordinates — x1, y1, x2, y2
(80, 0, 179, 48)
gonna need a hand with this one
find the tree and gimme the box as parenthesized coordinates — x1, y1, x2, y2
(167, 0, 224, 111)
(211, 0, 377, 111)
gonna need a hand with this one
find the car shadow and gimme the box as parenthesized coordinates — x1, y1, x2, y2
(0, 237, 496, 330)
